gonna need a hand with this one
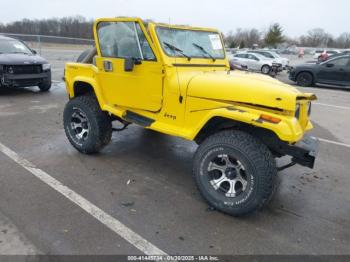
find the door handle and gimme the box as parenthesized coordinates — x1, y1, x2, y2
(103, 60, 113, 72)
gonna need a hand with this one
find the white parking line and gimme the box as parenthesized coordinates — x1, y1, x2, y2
(319, 138, 350, 148)
(314, 102, 350, 110)
(0, 142, 167, 256)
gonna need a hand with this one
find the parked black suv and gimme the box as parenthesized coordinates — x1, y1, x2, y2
(289, 55, 350, 87)
(0, 35, 51, 91)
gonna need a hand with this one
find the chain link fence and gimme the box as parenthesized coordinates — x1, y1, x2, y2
(0, 33, 95, 65)
(0, 33, 94, 53)
(0, 33, 96, 81)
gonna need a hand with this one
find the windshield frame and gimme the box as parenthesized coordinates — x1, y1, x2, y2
(155, 26, 226, 60)
(0, 38, 33, 55)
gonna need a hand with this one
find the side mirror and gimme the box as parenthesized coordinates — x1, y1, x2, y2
(31, 49, 37, 55)
(326, 63, 334, 68)
(124, 57, 142, 72)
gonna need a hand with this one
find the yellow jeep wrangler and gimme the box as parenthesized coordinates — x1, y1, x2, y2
(63, 17, 319, 216)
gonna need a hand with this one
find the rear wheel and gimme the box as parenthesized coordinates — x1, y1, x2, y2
(261, 65, 271, 74)
(193, 130, 276, 216)
(296, 72, 313, 87)
(63, 95, 112, 154)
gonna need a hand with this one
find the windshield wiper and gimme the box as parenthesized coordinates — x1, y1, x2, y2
(163, 42, 191, 61)
(192, 43, 216, 62)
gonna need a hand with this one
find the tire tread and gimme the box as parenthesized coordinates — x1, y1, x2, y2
(193, 130, 277, 216)
(63, 95, 112, 154)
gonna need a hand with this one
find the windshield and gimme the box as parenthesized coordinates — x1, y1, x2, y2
(0, 39, 32, 54)
(270, 52, 280, 58)
(256, 52, 273, 58)
(156, 27, 225, 59)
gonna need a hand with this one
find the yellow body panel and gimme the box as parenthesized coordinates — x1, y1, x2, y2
(64, 17, 317, 144)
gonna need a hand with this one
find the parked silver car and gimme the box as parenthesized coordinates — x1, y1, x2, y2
(248, 50, 289, 69)
(230, 52, 282, 74)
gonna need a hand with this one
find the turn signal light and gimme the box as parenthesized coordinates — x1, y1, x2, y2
(260, 114, 281, 124)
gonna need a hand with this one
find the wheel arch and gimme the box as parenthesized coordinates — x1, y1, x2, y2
(70, 78, 106, 109)
(194, 116, 290, 157)
(73, 81, 95, 97)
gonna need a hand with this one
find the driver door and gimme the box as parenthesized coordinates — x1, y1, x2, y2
(317, 57, 350, 84)
(246, 54, 260, 70)
(94, 18, 163, 111)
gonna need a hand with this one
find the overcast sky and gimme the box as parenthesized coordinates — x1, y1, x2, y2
(0, 0, 349, 37)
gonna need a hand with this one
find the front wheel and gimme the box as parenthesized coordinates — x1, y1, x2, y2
(63, 95, 112, 154)
(296, 72, 313, 87)
(38, 82, 52, 92)
(261, 65, 271, 74)
(193, 130, 277, 216)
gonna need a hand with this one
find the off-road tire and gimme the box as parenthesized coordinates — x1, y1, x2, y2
(77, 49, 91, 63)
(63, 95, 112, 154)
(296, 72, 313, 87)
(193, 130, 277, 216)
(76, 47, 97, 64)
(38, 82, 52, 92)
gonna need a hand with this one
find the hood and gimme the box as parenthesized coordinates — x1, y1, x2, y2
(278, 57, 289, 62)
(0, 53, 47, 65)
(187, 71, 311, 111)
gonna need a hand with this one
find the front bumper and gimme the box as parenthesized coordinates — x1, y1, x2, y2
(281, 135, 319, 168)
(284, 65, 291, 71)
(0, 71, 51, 88)
(271, 63, 283, 72)
(288, 68, 297, 81)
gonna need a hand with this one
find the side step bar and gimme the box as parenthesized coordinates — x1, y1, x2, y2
(123, 110, 155, 127)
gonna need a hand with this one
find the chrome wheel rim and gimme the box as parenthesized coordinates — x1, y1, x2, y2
(207, 154, 248, 198)
(70, 108, 89, 142)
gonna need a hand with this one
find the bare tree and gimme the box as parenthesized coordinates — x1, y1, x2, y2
(0, 16, 94, 39)
(225, 28, 261, 48)
(300, 28, 333, 47)
(336, 32, 350, 49)
(1, 17, 349, 49)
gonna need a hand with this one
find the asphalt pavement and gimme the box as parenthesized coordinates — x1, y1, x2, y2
(0, 50, 349, 256)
